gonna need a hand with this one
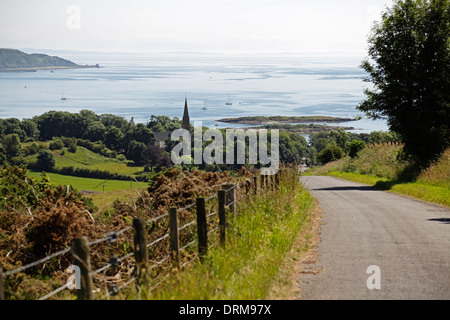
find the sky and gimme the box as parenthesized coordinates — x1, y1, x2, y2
(0, 0, 394, 54)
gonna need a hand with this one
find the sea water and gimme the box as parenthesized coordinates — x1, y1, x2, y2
(0, 51, 388, 133)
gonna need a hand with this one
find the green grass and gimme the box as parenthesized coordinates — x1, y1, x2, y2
(310, 145, 450, 207)
(25, 145, 144, 176)
(52, 147, 144, 176)
(327, 171, 450, 207)
(144, 170, 314, 300)
(27, 171, 141, 193)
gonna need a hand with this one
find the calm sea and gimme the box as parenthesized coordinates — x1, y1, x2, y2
(0, 51, 388, 133)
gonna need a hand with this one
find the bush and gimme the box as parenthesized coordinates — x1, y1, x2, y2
(116, 154, 126, 161)
(62, 137, 77, 153)
(348, 140, 366, 158)
(76, 139, 116, 158)
(24, 142, 40, 156)
(36, 150, 55, 172)
(49, 138, 64, 150)
(317, 144, 344, 164)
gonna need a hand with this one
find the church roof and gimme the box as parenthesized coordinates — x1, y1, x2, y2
(182, 97, 190, 131)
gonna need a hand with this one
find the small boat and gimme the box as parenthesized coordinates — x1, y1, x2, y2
(61, 90, 67, 100)
(225, 94, 232, 106)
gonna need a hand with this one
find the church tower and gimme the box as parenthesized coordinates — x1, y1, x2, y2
(182, 97, 190, 131)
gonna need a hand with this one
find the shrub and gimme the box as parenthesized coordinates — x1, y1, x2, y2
(36, 150, 55, 172)
(49, 138, 64, 150)
(348, 140, 366, 158)
(62, 137, 77, 153)
(24, 143, 40, 156)
(317, 144, 344, 164)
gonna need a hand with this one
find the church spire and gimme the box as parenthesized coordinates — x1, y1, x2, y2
(182, 97, 190, 131)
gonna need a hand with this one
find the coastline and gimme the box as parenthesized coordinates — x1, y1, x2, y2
(216, 116, 357, 125)
(243, 125, 358, 134)
(0, 64, 100, 72)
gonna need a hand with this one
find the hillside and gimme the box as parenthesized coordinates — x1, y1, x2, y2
(0, 48, 98, 71)
(309, 144, 450, 207)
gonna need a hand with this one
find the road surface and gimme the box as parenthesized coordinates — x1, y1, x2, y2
(298, 176, 450, 300)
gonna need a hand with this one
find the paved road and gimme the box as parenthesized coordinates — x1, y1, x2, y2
(298, 176, 450, 300)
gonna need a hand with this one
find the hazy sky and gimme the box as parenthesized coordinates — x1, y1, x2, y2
(0, 0, 393, 54)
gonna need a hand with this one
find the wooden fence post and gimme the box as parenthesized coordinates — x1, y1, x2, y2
(196, 197, 208, 261)
(260, 174, 266, 190)
(222, 184, 236, 217)
(71, 237, 93, 300)
(0, 268, 5, 300)
(275, 170, 280, 189)
(133, 218, 148, 285)
(218, 190, 226, 247)
(169, 207, 180, 269)
(245, 179, 251, 195)
(253, 176, 258, 194)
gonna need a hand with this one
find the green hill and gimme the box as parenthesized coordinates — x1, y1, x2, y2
(24, 144, 144, 177)
(0, 48, 97, 71)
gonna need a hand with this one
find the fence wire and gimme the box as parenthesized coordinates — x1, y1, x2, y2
(2, 177, 263, 300)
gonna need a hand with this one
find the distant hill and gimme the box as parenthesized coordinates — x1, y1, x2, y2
(0, 48, 98, 71)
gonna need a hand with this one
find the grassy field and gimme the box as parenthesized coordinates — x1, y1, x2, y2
(25, 144, 144, 176)
(27, 170, 147, 214)
(27, 170, 141, 192)
(309, 144, 450, 207)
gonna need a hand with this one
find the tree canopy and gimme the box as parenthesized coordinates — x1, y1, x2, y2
(358, 0, 450, 164)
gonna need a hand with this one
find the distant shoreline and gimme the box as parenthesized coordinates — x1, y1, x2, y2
(217, 115, 357, 125)
(0, 64, 100, 72)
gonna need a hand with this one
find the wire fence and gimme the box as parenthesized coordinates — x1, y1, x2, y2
(0, 172, 281, 300)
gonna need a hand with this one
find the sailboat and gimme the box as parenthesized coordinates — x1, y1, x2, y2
(60, 90, 67, 100)
(225, 94, 232, 106)
(202, 102, 207, 110)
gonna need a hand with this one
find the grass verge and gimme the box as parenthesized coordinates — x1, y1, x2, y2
(328, 171, 450, 207)
(310, 145, 450, 208)
(145, 169, 314, 300)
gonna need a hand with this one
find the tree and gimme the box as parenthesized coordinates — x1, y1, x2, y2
(126, 124, 155, 146)
(36, 150, 55, 172)
(20, 119, 40, 140)
(348, 140, 367, 158)
(0, 118, 26, 141)
(309, 132, 332, 153)
(126, 140, 146, 165)
(84, 121, 106, 142)
(104, 126, 124, 150)
(358, 0, 450, 164)
(49, 137, 64, 150)
(100, 114, 131, 133)
(2, 134, 23, 161)
(329, 128, 350, 153)
(141, 145, 172, 171)
(278, 131, 308, 164)
(0, 143, 6, 165)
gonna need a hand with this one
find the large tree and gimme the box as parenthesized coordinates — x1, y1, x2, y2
(358, 0, 449, 164)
